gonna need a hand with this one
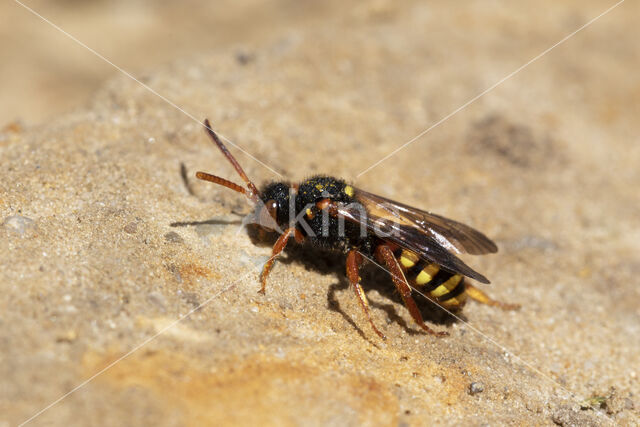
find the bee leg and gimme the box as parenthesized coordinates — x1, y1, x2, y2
(259, 227, 304, 294)
(465, 283, 520, 310)
(346, 250, 386, 339)
(374, 244, 448, 337)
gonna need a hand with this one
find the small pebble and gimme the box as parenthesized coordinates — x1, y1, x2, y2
(178, 290, 200, 307)
(3, 215, 35, 236)
(552, 405, 599, 427)
(235, 50, 254, 65)
(123, 222, 138, 234)
(164, 231, 184, 243)
(469, 382, 485, 395)
(147, 291, 167, 311)
(56, 330, 78, 343)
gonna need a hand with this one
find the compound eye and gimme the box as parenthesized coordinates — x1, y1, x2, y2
(258, 199, 279, 230)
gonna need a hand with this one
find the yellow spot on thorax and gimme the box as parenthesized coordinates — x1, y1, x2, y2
(344, 185, 354, 197)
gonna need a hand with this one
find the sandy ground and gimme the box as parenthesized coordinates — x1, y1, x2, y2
(1, 1, 639, 426)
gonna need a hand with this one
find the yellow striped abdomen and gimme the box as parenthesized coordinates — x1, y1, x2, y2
(396, 249, 468, 311)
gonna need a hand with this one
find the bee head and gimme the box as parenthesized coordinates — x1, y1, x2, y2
(256, 182, 291, 230)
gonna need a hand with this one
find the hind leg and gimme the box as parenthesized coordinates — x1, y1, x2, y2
(374, 244, 448, 337)
(465, 283, 520, 310)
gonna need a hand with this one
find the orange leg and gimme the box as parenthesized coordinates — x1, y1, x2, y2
(346, 250, 386, 339)
(374, 244, 448, 337)
(465, 283, 520, 310)
(259, 227, 304, 294)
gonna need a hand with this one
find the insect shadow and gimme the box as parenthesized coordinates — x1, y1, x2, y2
(245, 224, 461, 338)
(170, 218, 244, 227)
(171, 205, 463, 339)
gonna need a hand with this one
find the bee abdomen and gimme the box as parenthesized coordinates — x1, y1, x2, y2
(395, 249, 468, 310)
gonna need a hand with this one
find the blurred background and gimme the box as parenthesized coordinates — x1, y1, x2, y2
(2, 0, 347, 124)
(4, 0, 636, 133)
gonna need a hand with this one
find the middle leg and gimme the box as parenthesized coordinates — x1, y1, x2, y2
(346, 249, 385, 339)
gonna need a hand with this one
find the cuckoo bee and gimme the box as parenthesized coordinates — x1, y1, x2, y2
(196, 119, 519, 339)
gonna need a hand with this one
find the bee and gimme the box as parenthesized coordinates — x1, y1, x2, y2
(195, 119, 519, 339)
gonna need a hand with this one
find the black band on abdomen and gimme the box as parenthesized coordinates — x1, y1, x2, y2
(437, 277, 466, 302)
(422, 269, 453, 292)
(406, 260, 427, 278)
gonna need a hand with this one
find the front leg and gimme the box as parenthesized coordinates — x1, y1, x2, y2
(259, 227, 304, 294)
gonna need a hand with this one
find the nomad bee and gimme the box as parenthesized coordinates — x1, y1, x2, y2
(196, 119, 518, 339)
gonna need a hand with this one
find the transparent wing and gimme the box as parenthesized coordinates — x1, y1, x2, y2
(334, 194, 493, 284)
(353, 187, 498, 255)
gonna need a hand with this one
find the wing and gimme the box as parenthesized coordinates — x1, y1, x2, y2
(333, 187, 497, 284)
(353, 187, 498, 255)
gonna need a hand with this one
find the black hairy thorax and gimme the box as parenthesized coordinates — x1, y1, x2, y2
(260, 176, 375, 254)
